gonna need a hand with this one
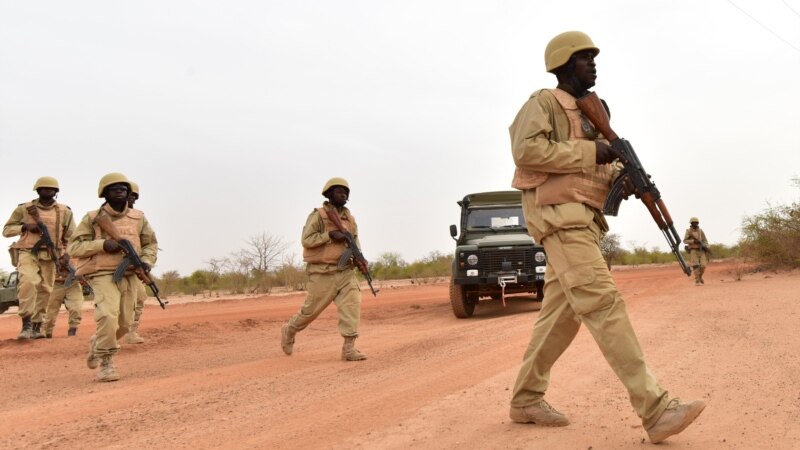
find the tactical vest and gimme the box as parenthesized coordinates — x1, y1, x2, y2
(512, 89, 614, 210)
(74, 206, 144, 276)
(12, 202, 64, 254)
(685, 229, 704, 249)
(302, 207, 354, 265)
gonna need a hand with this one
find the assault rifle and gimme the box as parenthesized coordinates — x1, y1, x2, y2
(576, 92, 691, 276)
(326, 207, 378, 296)
(63, 263, 94, 295)
(26, 205, 66, 276)
(93, 214, 167, 309)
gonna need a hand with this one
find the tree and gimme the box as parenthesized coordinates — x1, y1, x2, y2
(159, 270, 182, 296)
(600, 233, 623, 268)
(243, 232, 289, 273)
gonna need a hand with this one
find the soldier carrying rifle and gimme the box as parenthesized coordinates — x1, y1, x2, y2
(684, 217, 710, 285)
(507, 31, 705, 443)
(2, 176, 75, 340)
(280, 177, 375, 362)
(68, 173, 159, 382)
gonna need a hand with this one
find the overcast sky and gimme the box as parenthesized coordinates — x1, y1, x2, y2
(2, 1, 799, 277)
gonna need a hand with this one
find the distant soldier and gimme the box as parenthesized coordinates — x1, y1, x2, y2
(42, 251, 84, 338)
(280, 177, 368, 361)
(68, 173, 158, 382)
(124, 181, 147, 344)
(2, 176, 75, 340)
(683, 217, 709, 285)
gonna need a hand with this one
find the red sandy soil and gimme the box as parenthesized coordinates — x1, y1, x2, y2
(1, 261, 798, 449)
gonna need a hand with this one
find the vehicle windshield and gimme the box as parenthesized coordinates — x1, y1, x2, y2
(466, 206, 525, 230)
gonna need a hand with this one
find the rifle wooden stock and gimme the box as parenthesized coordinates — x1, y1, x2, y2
(575, 92, 619, 142)
(576, 91, 691, 276)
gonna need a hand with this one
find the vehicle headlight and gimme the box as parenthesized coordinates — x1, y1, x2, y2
(467, 254, 479, 266)
(534, 251, 546, 263)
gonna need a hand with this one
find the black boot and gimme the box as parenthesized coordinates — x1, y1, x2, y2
(30, 322, 45, 339)
(17, 316, 32, 340)
(67, 327, 77, 337)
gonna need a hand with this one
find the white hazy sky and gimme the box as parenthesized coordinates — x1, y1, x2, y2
(2, 1, 799, 277)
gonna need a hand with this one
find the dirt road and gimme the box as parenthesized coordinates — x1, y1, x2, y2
(1, 262, 798, 449)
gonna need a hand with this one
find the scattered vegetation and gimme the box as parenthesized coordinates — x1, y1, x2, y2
(738, 177, 800, 270)
(153, 177, 800, 297)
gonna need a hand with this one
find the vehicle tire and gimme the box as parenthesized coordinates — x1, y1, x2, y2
(450, 278, 475, 318)
(0, 303, 9, 314)
(535, 281, 545, 302)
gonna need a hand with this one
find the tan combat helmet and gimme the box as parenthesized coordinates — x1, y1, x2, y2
(97, 172, 131, 197)
(130, 181, 140, 198)
(33, 176, 59, 192)
(690, 217, 699, 224)
(321, 177, 350, 196)
(545, 31, 600, 72)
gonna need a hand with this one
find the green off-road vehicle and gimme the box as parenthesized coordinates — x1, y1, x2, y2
(0, 271, 20, 314)
(448, 191, 546, 318)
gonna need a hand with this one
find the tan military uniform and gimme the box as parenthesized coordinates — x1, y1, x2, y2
(68, 203, 157, 357)
(43, 276, 84, 336)
(2, 200, 75, 322)
(683, 227, 708, 284)
(509, 88, 670, 429)
(287, 202, 362, 337)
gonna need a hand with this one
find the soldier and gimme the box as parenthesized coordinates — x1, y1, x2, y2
(683, 217, 709, 285)
(507, 31, 705, 443)
(42, 251, 84, 338)
(124, 181, 147, 344)
(3, 176, 75, 339)
(68, 173, 158, 382)
(280, 177, 367, 361)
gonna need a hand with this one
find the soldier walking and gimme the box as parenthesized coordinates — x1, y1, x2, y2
(42, 252, 85, 338)
(68, 173, 158, 381)
(507, 31, 705, 443)
(280, 177, 368, 361)
(3, 176, 75, 339)
(684, 217, 710, 285)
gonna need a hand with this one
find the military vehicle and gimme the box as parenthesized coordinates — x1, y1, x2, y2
(448, 191, 546, 318)
(0, 271, 19, 314)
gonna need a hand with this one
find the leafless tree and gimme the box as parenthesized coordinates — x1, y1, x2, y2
(243, 232, 289, 273)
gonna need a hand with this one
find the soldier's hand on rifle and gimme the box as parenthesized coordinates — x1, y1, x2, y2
(103, 239, 123, 253)
(355, 256, 369, 274)
(21, 223, 40, 233)
(141, 262, 152, 273)
(329, 230, 349, 242)
(595, 141, 623, 165)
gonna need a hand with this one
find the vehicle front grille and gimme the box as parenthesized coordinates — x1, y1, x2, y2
(479, 248, 532, 273)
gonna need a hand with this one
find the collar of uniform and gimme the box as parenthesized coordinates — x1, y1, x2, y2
(101, 202, 129, 218)
(31, 198, 57, 210)
(322, 201, 350, 219)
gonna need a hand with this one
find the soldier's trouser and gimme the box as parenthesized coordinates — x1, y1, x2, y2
(89, 274, 136, 357)
(287, 269, 361, 337)
(511, 221, 670, 429)
(133, 281, 147, 323)
(689, 249, 708, 282)
(43, 281, 84, 334)
(16, 250, 56, 322)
